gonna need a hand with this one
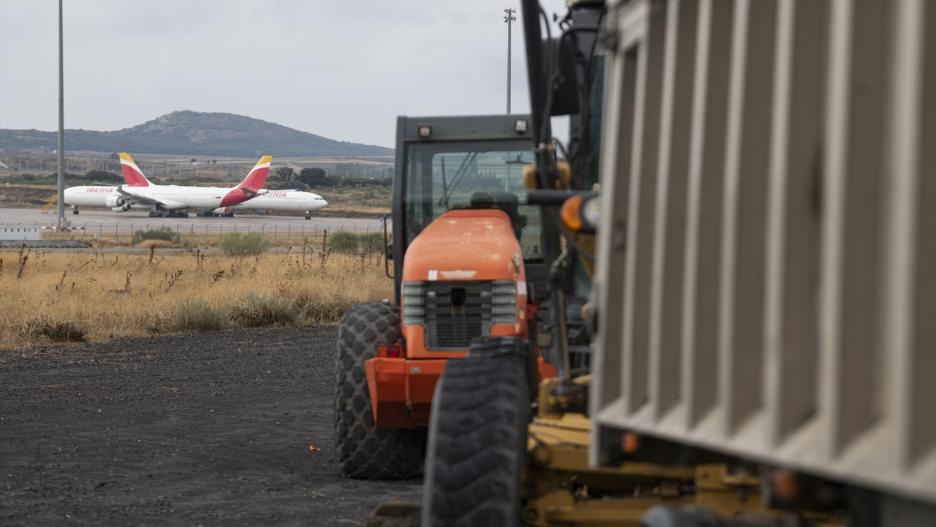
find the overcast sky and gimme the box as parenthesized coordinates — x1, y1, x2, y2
(0, 0, 568, 148)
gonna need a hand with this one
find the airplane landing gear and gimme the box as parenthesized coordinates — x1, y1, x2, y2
(72, 206, 79, 215)
(150, 210, 189, 218)
(305, 211, 312, 220)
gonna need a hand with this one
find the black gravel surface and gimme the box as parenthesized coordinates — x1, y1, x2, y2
(0, 327, 421, 525)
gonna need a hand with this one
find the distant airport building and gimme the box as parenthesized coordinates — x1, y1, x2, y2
(0, 225, 42, 241)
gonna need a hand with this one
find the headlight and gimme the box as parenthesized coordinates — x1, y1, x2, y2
(581, 195, 600, 231)
(560, 193, 599, 233)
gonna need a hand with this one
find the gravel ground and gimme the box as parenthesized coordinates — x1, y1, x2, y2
(0, 327, 421, 525)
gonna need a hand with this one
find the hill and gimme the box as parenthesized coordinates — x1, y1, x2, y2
(0, 111, 392, 157)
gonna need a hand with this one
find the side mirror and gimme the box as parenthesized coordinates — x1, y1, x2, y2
(548, 37, 581, 117)
(382, 214, 394, 279)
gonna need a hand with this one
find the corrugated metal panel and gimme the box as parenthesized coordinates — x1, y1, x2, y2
(592, 0, 936, 504)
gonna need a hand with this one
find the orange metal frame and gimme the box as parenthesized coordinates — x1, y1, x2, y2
(364, 357, 448, 428)
(364, 208, 555, 429)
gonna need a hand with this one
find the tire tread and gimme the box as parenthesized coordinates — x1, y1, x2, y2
(334, 302, 423, 480)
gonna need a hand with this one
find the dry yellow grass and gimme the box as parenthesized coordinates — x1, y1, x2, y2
(0, 248, 390, 350)
(135, 239, 179, 249)
(44, 230, 336, 249)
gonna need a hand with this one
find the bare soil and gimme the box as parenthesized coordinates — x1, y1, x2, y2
(0, 185, 54, 208)
(0, 326, 421, 525)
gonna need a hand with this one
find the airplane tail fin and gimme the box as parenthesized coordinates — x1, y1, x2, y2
(119, 153, 152, 187)
(238, 155, 272, 191)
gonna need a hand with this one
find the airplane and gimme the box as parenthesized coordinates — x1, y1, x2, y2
(211, 189, 328, 220)
(64, 153, 273, 217)
(114, 154, 329, 219)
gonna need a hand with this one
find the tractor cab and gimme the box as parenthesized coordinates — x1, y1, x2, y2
(334, 114, 546, 480)
(391, 115, 545, 354)
(390, 114, 544, 304)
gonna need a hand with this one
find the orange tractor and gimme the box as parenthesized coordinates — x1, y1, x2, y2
(334, 114, 554, 478)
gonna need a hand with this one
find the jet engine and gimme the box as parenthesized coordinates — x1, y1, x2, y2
(211, 207, 235, 218)
(105, 195, 131, 211)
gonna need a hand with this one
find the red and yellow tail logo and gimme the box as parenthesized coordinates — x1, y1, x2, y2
(238, 155, 272, 191)
(118, 153, 152, 187)
(220, 155, 273, 207)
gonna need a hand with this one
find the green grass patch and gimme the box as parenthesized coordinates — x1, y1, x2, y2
(230, 294, 296, 327)
(132, 227, 181, 246)
(166, 299, 225, 332)
(219, 232, 271, 256)
(24, 317, 87, 343)
(328, 231, 384, 255)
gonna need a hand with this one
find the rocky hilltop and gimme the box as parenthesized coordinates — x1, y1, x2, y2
(0, 111, 391, 157)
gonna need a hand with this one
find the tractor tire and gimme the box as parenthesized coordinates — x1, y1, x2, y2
(334, 301, 424, 479)
(422, 345, 531, 527)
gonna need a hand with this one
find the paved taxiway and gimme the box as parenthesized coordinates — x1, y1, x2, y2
(0, 207, 382, 235)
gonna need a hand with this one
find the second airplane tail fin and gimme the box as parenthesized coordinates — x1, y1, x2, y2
(119, 153, 152, 187)
(238, 155, 272, 191)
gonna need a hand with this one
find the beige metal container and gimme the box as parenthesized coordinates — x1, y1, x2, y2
(591, 0, 935, 504)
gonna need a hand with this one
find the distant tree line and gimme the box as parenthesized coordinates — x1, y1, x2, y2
(268, 167, 391, 191)
(6, 170, 123, 186)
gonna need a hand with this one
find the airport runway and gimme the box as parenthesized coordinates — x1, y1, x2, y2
(0, 207, 382, 235)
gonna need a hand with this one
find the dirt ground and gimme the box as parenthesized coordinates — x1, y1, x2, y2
(0, 326, 421, 525)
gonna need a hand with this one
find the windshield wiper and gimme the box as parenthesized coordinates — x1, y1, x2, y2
(439, 152, 478, 207)
(440, 156, 450, 210)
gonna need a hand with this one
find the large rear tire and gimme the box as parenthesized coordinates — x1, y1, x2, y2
(422, 340, 531, 527)
(334, 301, 424, 479)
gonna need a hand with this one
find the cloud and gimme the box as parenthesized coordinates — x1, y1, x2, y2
(0, 0, 568, 147)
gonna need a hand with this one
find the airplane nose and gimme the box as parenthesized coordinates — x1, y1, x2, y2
(321, 200, 328, 208)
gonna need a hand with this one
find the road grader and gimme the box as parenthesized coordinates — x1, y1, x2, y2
(337, 0, 936, 525)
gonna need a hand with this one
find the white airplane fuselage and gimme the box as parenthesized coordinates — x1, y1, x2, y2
(65, 153, 273, 215)
(229, 190, 328, 213)
(122, 185, 253, 210)
(65, 185, 257, 211)
(65, 186, 328, 216)
(64, 186, 117, 207)
(64, 186, 144, 210)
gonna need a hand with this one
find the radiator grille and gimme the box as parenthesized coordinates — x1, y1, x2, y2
(402, 280, 517, 349)
(428, 281, 491, 348)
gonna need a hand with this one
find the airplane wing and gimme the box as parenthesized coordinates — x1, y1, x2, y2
(115, 186, 186, 209)
(240, 187, 269, 199)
